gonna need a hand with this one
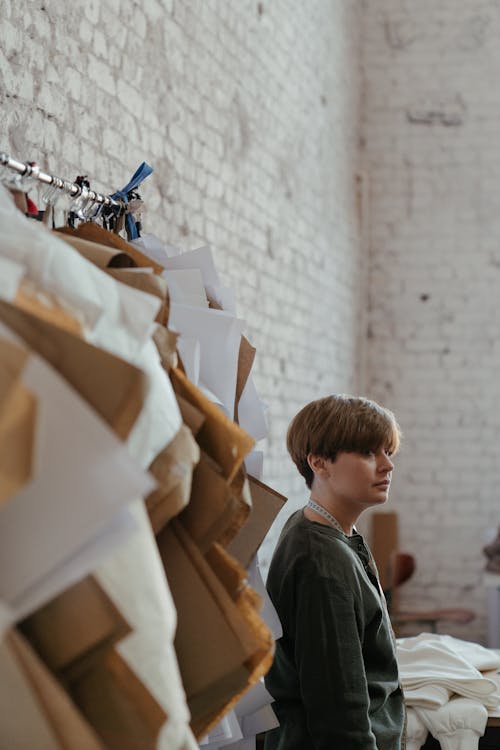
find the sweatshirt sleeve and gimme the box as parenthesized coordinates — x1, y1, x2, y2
(293, 569, 378, 749)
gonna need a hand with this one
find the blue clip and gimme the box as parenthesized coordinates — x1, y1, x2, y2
(111, 161, 153, 240)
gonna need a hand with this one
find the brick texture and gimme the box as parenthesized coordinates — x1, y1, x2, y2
(361, 0, 500, 641)
(0, 2, 363, 569)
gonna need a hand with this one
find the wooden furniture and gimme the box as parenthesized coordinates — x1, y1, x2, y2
(371, 511, 398, 591)
(386, 551, 476, 634)
(483, 572, 500, 649)
(486, 666, 500, 727)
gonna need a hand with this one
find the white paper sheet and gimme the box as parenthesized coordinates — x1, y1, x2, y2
(240, 705, 278, 737)
(247, 557, 282, 640)
(8, 509, 137, 623)
(224, 738, 256, 750)
(132, 232, 181, 264)
(204, 285, 236, 315)
(224, 702, 278, 750)
(177, 337, 201, 386)
(0, 326, 156, 609)
(237, 377, 268, 442)
(169, 303, 244, 417)
(199, 711, 243, 747)
(244, 451, 264, 480)
(125, 338, 183, 468)
(0, 256, 24, 301)
(197, 381, 232, 419)
(0, 601, 15, 639)
(233, 680, 275, 720)
(163, 269, 208, 307)
(163, 245, 221, 289)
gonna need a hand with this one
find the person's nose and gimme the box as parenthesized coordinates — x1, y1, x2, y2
(378, 452, 394, 473)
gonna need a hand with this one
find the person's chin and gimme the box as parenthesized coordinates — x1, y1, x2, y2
(372, 488, 390, 504)
(361, 494, 389, 508)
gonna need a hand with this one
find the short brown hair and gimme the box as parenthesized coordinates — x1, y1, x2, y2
(286, 395, 401, 489)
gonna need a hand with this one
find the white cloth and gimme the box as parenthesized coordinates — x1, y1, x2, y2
(397, 634, 500, 709)
(96, 501, 191, 750)
(0, 184, 159, 360)
(124, 337, 182, 467)
(414, 696, 488, 750)
(422, 633, 500, 672)
(0, 188, 192, 749)
(0, 326, 155, 620)
(400, 635, 500, 749)
(405, 707, 428, 750)
(0, 184, 183, 465)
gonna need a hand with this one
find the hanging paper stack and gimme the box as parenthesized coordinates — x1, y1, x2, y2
(0, 157, 286, 750)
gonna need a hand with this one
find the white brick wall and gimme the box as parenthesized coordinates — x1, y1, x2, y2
(0, 2, 363, 567)
(361, 0, 500, 641)
(4, 0, 495, 645)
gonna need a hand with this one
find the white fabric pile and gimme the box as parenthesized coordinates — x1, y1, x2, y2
(398, 633, 500, 750)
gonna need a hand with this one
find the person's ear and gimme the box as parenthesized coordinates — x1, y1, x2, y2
(307, 453, 330, 477)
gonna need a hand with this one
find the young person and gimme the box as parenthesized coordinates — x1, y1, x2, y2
(264, 395, 405, 750)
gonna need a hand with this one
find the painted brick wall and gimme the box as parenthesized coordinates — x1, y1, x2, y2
(0, 1, 363, 567)
(361, 0, 500, 641)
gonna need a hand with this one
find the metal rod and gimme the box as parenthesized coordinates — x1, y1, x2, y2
(0, 151, 120, 208)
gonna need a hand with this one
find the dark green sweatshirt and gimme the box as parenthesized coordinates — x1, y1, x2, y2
(264, 509, 405, 750)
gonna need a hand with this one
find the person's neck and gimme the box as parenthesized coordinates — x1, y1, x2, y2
(307, 491, 359, 537)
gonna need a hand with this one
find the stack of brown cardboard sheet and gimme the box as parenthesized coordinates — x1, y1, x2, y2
(1, 629, 104, 749)
(0, 183, 285, 748)
(136, 241, 286, 744)
(116, 232, 287, 746)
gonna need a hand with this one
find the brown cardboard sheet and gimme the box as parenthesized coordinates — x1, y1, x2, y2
(14, 279, 83, 336)
(198, 544, 273, 733)
(188, 667, 249, 739)
(227, 475, 287, 568)
(180, 452, 240, 554)
(206, 542, 271, 666)
(70, 650, 167, 750)
(7, 629, 104, 750)
(217, 466, 252, 547)
(52, 233, 137, 270)
(153, 324, 179, 373)
(157, 521, 264, 735)
(0, 631, 63, 748)
(56, 223, 165, 274)
(146, 424, 200, 534)
(170, 367, 254, 484)
(234, 335, 256, 421)
(18, 576, 131, 675)
(0, 299, 146, 440)
(0, 340, 36, 505)
(0, 333, 29, 375)
(16, 577, 168, 749)
(105, 269, 169, 326)
(176, 394, 205, 436)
